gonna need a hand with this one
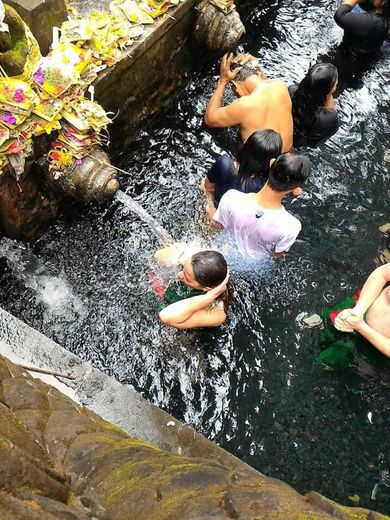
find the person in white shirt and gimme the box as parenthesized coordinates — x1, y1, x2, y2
(210, 153, 311, 258)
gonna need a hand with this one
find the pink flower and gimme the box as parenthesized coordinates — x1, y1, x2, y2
(13, 88, 25, 103)
(33, 66, 44, 86)
(0, 113, 16, 125)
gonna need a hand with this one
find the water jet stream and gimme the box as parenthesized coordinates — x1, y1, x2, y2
(115, 190, 174, 246)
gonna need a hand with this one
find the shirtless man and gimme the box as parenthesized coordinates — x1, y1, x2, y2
(335, 263, 390, 358)
(204, 53, 293, 152)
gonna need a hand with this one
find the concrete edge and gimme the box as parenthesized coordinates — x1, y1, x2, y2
(0, 306, 264, 477)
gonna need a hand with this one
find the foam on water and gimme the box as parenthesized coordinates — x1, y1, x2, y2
(0, 238, 86, 323)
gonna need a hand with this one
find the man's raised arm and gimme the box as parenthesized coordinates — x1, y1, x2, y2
(204, 53, 243, 128)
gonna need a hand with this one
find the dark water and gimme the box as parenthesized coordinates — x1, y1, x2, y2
(1, 0, 390, 513)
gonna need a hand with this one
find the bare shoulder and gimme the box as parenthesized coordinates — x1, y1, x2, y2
(269, 78, 289, 92)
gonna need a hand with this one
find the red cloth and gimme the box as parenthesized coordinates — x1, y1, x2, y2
(329, 290, 361, 324)
(148, 272, 166, 301)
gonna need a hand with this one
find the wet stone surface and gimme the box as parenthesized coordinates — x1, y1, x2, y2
(0, 354, 388, 520)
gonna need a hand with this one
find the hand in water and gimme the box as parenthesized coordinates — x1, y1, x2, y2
(154, 244, 186, 266)
(207, 269, 230, 299)
(334, 308, 363, 332)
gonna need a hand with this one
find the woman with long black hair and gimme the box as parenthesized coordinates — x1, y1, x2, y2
(202, 129, 282, 217)
(291, 63, 339, 148)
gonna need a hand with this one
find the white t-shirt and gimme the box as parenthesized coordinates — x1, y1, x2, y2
(213, 190, 302, 257)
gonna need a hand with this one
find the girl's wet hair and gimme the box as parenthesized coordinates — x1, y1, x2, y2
(191, 251, 231, 312)
(236, 129, 282, 182)
(191, 250, 227, 288)
(291, 63, 338, 145)
(268, 153, 311, 192)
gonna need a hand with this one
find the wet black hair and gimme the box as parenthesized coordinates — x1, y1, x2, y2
(291, 63, 338, 145)
(268, 153, 311, 192)
(191, 251, 227, 288)
(236, 129, 282, 182)
(191, 250, 231, 313)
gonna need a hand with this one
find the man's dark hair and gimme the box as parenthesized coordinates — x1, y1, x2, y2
(268, 153, 311, 192)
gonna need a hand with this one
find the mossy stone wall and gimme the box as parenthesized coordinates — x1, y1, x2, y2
(0, 354, 388, 520)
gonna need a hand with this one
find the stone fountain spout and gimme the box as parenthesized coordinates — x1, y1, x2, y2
(37, 147, 120, 202)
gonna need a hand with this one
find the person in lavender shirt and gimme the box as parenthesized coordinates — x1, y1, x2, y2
(209, 153, 311, 258)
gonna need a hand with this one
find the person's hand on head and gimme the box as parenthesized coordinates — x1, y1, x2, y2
(219, 53, 242, 83)
(207, 269, 230, 299)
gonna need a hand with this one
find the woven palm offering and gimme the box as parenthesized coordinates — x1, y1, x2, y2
(0, 0, 181, 177)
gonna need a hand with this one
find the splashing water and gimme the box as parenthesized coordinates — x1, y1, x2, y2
(116, 190, 174, 246)
(0, 238, 86, 322)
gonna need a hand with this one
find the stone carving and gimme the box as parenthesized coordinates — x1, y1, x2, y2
(38, 147, 120, 201)
(0, 3, 29, 76)
(0, 354, 388, 520)
(195, 0, 245, 53)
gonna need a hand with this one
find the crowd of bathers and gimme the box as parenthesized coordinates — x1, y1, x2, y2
(151, 0, 390, 359)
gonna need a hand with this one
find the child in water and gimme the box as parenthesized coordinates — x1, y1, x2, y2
(152, 245, 230, 329)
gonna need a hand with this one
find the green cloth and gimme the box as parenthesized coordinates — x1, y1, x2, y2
(149, 280, 205, 312)
(164, 281, 204, 304)
(316, 297, 390, 371)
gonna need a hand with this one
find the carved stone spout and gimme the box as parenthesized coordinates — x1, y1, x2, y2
(38, 147, 120, 202)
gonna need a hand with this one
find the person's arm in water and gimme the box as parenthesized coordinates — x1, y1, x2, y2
(204, 53, 243, 128)
(201, 177, 217, 221)
(159, 272, 229, 329)
(154, 244, 199, 266)
(334, 264, 390, 357)
(354, 264, 390, 315)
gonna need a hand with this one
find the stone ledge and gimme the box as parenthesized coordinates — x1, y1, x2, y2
(0, 306, 255, 472)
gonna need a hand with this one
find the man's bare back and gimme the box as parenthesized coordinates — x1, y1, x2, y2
(204, 54, 293, 152)
(235, 79, 293, 149)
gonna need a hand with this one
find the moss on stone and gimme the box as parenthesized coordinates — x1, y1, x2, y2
(0, 5, 29, 76)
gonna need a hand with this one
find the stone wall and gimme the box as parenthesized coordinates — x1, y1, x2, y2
(0, 353, 389, 520)
(6, 0, 68, 55)
(94, 0, 201, 148)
